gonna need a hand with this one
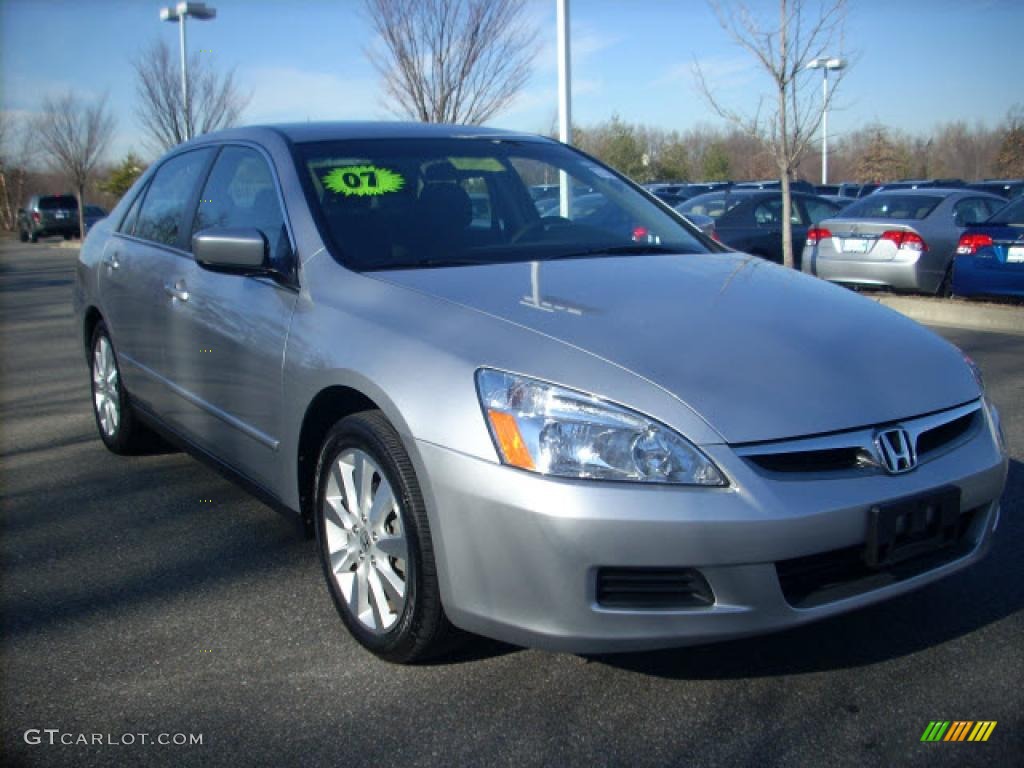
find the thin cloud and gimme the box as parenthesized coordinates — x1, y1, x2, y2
(241, 67, 384, 123)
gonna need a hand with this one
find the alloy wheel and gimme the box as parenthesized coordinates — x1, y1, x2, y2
(322, 448, 409, 633)
(92, 336, 120, 437)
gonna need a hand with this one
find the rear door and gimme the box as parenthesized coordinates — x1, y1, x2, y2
(160, 144, 298, 484)
(99, 148, 216, 413)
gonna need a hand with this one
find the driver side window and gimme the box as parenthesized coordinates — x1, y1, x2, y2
(193, 146, 292, 268)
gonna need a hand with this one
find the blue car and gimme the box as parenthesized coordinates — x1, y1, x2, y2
(953, 196, 1024, 300)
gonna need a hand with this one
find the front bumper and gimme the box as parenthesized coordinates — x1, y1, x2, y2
(413, 412, 1007, 653)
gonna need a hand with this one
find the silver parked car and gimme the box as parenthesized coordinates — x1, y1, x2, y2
(801, 189, 1005, 294)
(73, 124, 1008, 663)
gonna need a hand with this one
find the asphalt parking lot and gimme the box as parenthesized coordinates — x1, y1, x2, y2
(1, 239, 1021, 768)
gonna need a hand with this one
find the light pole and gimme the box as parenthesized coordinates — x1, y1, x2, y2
(160, 1, 217, 142)
(806, 57, 845, 185)
(556, 0, 572, 218)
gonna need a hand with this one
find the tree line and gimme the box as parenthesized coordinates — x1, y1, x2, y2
(567, 111, 1024, 187)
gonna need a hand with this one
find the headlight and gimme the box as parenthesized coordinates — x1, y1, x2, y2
(475, 369, 726, 486)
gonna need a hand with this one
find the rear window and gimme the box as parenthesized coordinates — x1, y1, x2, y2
(38, 196, 78, 210)
(836, 194, 942, 220)
(988, 198, 1024, 226)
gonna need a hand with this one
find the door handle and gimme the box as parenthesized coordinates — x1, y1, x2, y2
(164, 281, 189, 302)
(103, 253, 120, 270)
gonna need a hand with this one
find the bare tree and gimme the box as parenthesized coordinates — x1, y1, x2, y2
(694, 0, 848, 268)
(364, 0, 537, 125)
(34, 93, 116, 239)
(133, 40, 250, 152)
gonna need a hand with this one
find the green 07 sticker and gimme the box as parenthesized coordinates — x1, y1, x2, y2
(323, 165, 405, 197)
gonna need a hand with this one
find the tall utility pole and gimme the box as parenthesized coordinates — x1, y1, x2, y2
(160, 2, 217, 142)
(556, 0, 573, 217)
(806, 56, 846, 185)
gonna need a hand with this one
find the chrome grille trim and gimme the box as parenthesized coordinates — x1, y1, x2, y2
(736, 400, 982, 474)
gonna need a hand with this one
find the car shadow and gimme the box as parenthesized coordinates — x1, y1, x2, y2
(588, 457, 1023, 680)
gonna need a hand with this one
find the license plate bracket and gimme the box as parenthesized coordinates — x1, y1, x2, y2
(864, 486, 961, 569)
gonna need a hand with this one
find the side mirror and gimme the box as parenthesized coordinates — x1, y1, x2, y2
(192, 228, 268, 272)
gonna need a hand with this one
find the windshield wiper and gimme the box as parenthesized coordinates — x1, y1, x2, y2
(544, 244, 683, 260)
(369, 256, 501, 271)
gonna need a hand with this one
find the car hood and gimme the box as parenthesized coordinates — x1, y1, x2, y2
(370, 253, 979, 443)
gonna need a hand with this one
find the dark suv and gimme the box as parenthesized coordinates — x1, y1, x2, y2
(18, 195, 80, 242)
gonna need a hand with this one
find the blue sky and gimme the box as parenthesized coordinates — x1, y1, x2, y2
(2, 0, 1022, 161)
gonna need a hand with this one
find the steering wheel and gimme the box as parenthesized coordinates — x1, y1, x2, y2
(511, 216, 574, 244)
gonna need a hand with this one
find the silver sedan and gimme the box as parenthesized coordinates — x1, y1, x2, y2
(801, 189, 1005, 294)
(73, 124, 1008, 662)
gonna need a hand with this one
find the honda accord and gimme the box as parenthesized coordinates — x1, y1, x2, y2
(73, 123, 1008, 662)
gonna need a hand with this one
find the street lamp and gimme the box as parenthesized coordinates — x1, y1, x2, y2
(556, 0, 572, 218)
(806, 56, 845, 185)
(160, 1, 217, 142)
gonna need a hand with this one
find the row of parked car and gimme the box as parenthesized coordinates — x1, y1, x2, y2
(621, 179, 1023, 300)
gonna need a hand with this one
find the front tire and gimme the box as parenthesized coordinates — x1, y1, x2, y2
(314, 411, 459, 663)
(89, 321, 150, 454)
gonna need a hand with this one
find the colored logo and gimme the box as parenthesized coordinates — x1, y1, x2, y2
(323, 165, 405, 197)
(920, 721, 997, 742)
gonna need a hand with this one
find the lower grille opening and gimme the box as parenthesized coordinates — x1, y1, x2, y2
(596, 567, 714, 609)
(776, 507, 981, 609)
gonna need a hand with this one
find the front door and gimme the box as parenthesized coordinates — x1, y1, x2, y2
(161, 145, 298, 486)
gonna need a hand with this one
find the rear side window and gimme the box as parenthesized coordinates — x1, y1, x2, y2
(837, 194, 941, 220)
(39, 196, 78, 210)
(753, 198, 804, 227)
(678, 193, 741, 219)
(193, 146, 291, 264)
(803, 197, 839, 224)
(119, 189, 146, 235)
(952, 198, 995, 227)
(135, 149, 213, 248)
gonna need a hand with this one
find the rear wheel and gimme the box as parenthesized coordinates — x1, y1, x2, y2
(89, 322, 151, 454)
(314, 410, 460, 663)
(18, 227, 29, 243)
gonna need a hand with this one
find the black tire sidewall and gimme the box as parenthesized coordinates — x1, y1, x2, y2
(313, 414, 427, 659)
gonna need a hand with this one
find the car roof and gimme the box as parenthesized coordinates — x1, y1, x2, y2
(867, 188, 963, 197)
(192, 121, 552, 146)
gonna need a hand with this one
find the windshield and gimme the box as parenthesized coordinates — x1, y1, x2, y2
(836, 194, 942, 220)
(294, 138, 709, 270)
(987, 197, 1024, 226)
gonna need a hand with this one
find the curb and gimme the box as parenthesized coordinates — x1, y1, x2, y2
(872, 295, 1023, 337)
